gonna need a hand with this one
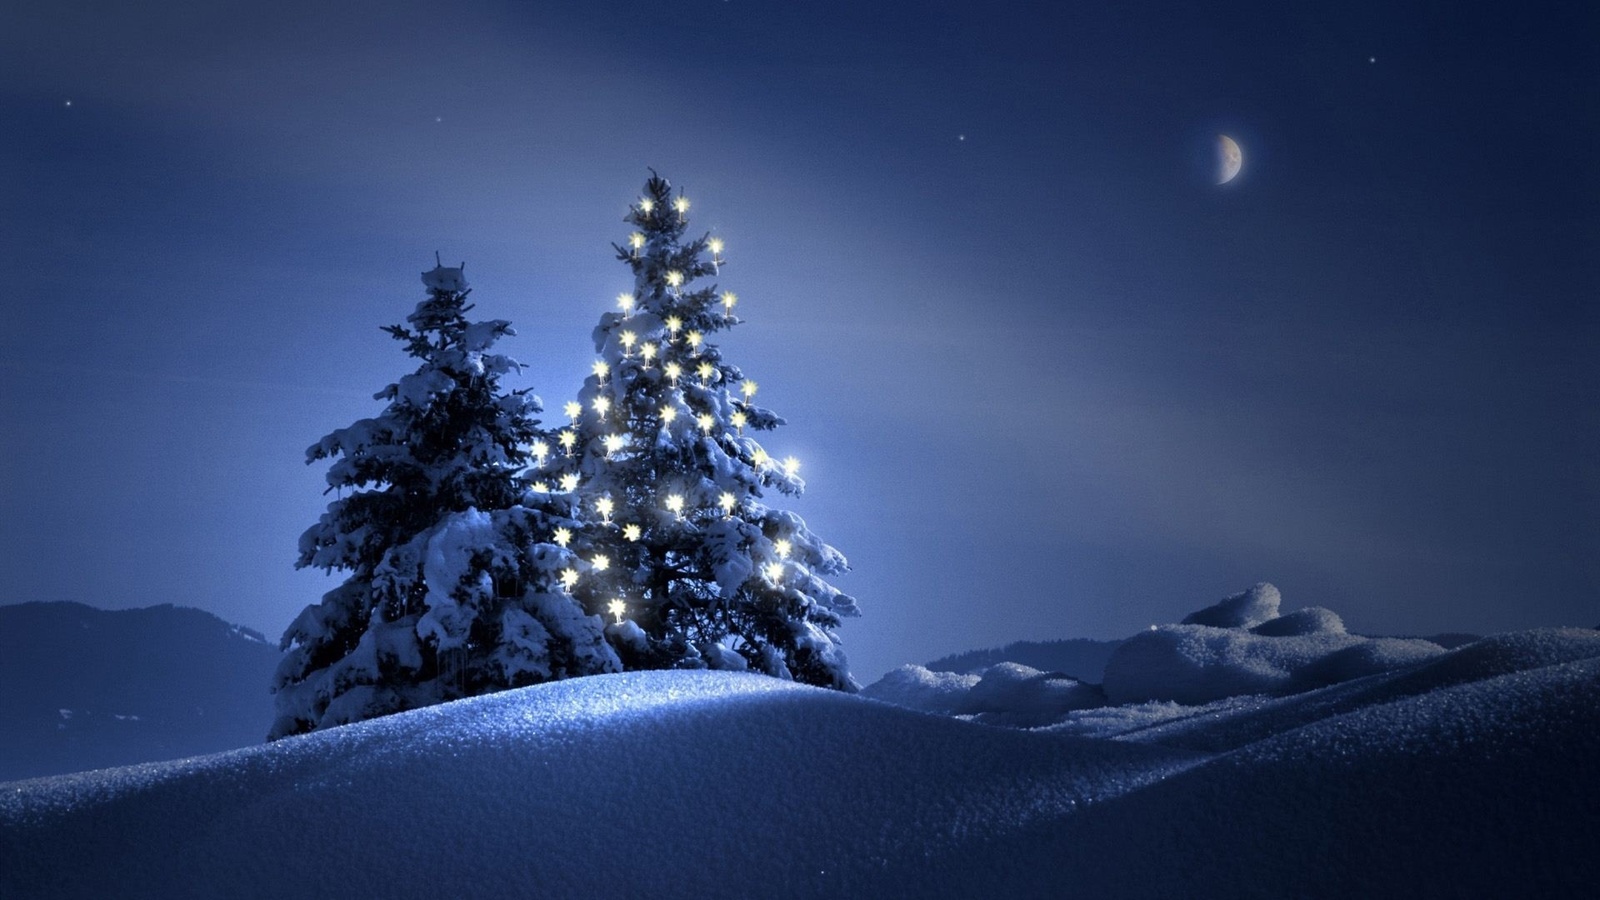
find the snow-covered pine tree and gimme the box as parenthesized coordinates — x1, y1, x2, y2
(534, 173, 860, 690)
(270, 258, 619, 739)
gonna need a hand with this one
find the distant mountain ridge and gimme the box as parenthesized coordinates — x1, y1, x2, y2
(0, 601, 280, 782)
(926, 638, 1124, 682)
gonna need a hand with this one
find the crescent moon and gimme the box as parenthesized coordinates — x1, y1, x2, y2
(1217, 134, 1243, 185)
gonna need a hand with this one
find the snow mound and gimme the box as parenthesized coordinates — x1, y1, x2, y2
(1180, 582, 1281, 629)
(1106, 625, 1345, 704)
(0, 670, 1189, 900)
(1249, 605, 1344, 636)
(1103, 624, 1451, 705)
(861, 664, 979, 714)
(1103, 584, 1450, 706)
(865, 663, 1107, 727)
(873, 587, 1462, 722)
(958, 663, 1106, 728)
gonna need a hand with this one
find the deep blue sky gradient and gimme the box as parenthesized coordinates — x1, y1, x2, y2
(2, 0, 1596, 679)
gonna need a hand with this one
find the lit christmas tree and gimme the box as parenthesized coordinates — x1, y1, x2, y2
(535, 173, 860, 690)
(270, 258, 618, 739)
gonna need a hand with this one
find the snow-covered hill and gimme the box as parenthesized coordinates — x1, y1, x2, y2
(0, 602, 278, 781)
(4, 629, 1598, 899)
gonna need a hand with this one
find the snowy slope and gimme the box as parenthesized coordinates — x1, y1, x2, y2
(0, 671, 1194, 899)
(0, 602, 278, 781)
(4, 632, 1598, 899)
(1025, 629, 1600, 897)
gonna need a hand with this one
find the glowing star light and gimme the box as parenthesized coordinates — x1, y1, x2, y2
(639, 198, 654, 214)
(697, 414, 715, 434)
(731, 411, 747, 432)
(718, 492, 737, 516)
(628, 232, 645, 257)
(560, 473, 580, 492)
(559, 430, 577, 453)
(592, 360, 609, 382)
(593, 396, 611, 419)
(659, 405, 677, 424)
(603, 434, 624, 458)
(608, 599, 627, 624)
(721, 291, 737, 314)
(564, 401, 582, 422)
(595, 497, 614, 523)
(783, 456, 800, 477)
(623, 523, 641, 541)
(763, 562, 784, 582)
(665, 494, 685, 515)
(708, 237, 725, 267)
(774, 538, 791, 559)
(665, 270, 684, 295)
(560, 568, 579, 590)
(698, 362, 714, 384)
(687, 331, 704, 352)
(641, 343, 657, 364)
(619, 331, 637, 355)
(617, 293, 635, 315)
(673, 195, 690, 220)
(665, 316, 682, 336)
(553, 527, 572, 547)
(531, 440, 549, 464)
(752, 447, 770, 467)
(531, 481, 550, 494)
(665, 362, 682, 384)
(591, 554, 610, 572)
(741, 380, 758, 399)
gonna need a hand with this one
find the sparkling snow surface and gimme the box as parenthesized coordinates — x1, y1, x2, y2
(5, 632, 1599, 898)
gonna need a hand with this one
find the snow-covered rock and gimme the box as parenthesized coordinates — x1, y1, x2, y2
(1179, 581, 1281, 629)
(1103, 585, 1447, 705)
(1103, 624, 1359, 704)
(957, 662, 1106, 727)
(1249, 605, 1344, 636)
(872, 587, 1461, 721)
(861, 664, 979, 714)
(864, 662, 1106, 727)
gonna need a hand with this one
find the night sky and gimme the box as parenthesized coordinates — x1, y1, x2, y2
(3, 0, 1596, 681)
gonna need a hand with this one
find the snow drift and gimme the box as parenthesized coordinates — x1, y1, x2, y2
(864, 662, 1105, 727)
(5, 630, 1599, 898)
(1102, 583, 1447, 705)
(866, 584, 1455, 722)
(0, 671, 1191, 899)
